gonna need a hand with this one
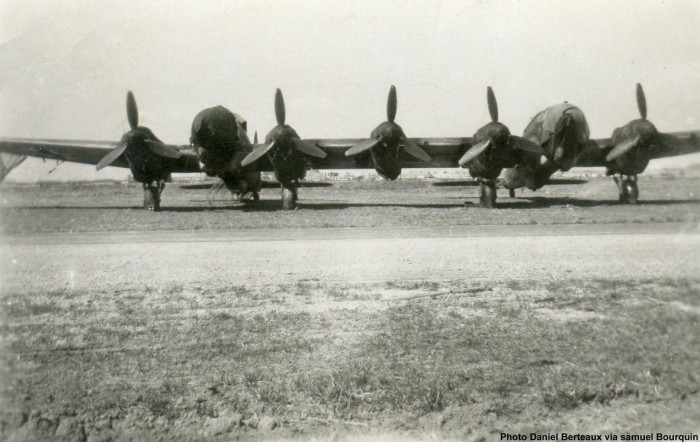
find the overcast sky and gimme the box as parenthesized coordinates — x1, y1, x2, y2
(1, 0, 698, 181)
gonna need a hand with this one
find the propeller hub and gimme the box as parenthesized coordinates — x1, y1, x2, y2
(266, 125, 300, 155)
(473, 122, 510, 149)
(371, 121, 402, 146)
(611, 119, 658, 147)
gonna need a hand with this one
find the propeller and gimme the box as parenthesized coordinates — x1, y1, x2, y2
(345, 85, 430, 161)
(145, 140, 182, 158)
(387, 85, 397, 123)
(96, 91, 181, 170)
(606, 83, 655, 163)
(487, 86, 498, 123)
(96, 141, 128, 171)
(344, 138, 382, 157)
(126, 91, 139, 130)
(241, 141, 275, 167)
(458, 139, 491, 166)
(241, 89, 327, 168)
(636, 83, 647, 120)
(275, 88, 286, 125)
(458, 87, 543, 166)
(606, 135, 640, 161)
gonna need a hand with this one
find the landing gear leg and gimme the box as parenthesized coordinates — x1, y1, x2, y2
(207, 181, 225, 204)
(624, 175, 638, 204)
(477, 179, 497, 208)
(143, 180, 163, 211)
(614, 174, 639, 204)
(281, 180, 298, 210)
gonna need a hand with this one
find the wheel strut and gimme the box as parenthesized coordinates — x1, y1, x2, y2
(143, 180, 164, 211)
(281, 181, 298, 210)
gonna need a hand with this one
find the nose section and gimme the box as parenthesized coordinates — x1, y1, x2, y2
(551, 113, 578, 171)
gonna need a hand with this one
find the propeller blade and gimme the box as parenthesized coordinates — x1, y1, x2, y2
(606, 136, 640, 161)
(126, 91, 139, 130)
(275, 88, 285, 126)
(146, 140, 182, 159)
(241, 142, 275, 167)
(487, 86, 498, 123)
(345, 138, 382, 157)
(636, 83, 647, 120)
(400, 137, 431, 162)
(510, 136, 544, 154)
(96, 141, 128, 170)
(253, 131, 258, 144)
(387, 85, 397, 123)
(292, 139, 327, 158)
(458, 139, 491, 167)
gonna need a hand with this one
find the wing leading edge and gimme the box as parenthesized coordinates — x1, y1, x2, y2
(301, 137, 471, 169)
(575, 131, 700, 167)
(0, 138, 202, 173)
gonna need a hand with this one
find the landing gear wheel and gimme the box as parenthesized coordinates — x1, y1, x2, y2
(624, 177, 638, 204)
(253, 192, 260, 202)
(509, 189, 516, 198)
(477, 180, 497, 208)
(615, 174, 639, 204)
(143, 182, 162, 211)
(281, 185, 298, 210)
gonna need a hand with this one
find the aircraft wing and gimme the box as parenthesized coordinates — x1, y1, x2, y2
(575, 130, 700, 167)
(0, 138, 202, 173)
(650, 131, 700, 159)
(301, 137, 471, 169)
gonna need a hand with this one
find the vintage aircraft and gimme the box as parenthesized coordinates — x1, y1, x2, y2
(500, 84, 700, 204)
(457, 87, 543, 207)
(0, 92, 202, 210)
(0, 85, 699, 210)
(343, 85, 432, 179)
(240, 89, 328, 209)
(578, 83, 699, 204)
(500, 100, 591, 196)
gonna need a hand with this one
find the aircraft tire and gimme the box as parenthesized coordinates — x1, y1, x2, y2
(281, 186, 297, 210)
(143, 183, 161, 212)
(483, 182, 497, 208)
(624, 179, 638, 204)
(478, 181, 497, 208)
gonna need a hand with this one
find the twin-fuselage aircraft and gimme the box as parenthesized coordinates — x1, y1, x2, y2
(0, 84, 698, 210)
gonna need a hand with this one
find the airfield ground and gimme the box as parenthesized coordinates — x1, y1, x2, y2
(0, 175, 699, 441)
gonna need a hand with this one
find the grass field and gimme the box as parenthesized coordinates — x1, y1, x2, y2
(1, 276, 699, 441)
(0, 177, 699, 441)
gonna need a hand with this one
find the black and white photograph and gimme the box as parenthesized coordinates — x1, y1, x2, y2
(0, 1, 699, 440)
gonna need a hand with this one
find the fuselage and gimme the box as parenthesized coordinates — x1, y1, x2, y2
(502, 103, 590, 191)
(190, 106, 261, 193)
(523, 103, 590, 172)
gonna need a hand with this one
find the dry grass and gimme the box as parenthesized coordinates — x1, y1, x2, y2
(1, 277, 698, 439)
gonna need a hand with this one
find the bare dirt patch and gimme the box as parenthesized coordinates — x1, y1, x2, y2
(0, 175, 698, 233)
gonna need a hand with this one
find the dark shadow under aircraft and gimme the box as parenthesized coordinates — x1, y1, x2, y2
(0, 84, 699, 211)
